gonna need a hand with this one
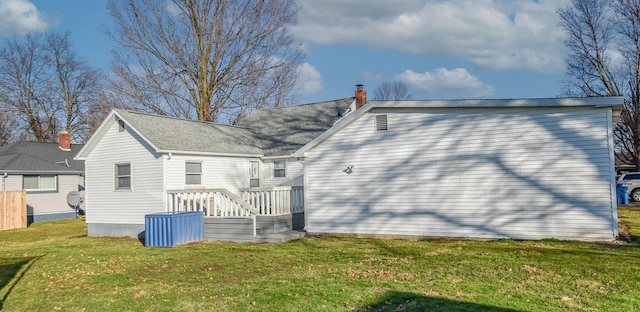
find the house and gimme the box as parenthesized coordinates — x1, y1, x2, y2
(295, 91, 624, 241)
(77, 86, 624, 241)
(0, 132, 85, 223)
(74, 98, 354, 240)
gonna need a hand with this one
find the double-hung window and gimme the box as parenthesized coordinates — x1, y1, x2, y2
(186, 162, 202, 185)
(115, 163, 131, 190)
(272, 160, 286, 178)
(23, 175, 56, 191)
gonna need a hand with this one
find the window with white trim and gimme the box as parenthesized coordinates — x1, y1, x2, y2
(23, 175, 56, 191)
(272, 160, 286, 178)
(185, 161, 202, 185)
(115, 163, 131, 190)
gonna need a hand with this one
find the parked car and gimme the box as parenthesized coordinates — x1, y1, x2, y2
(617, 172, 640, 201)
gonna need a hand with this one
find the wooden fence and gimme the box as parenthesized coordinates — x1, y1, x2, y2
(0, 190, 27, 231)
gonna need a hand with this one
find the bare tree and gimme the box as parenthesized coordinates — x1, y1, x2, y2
(559, 0, 640, 170)
(372, 81, 413, 101)
(0, 110, 15, 145)
(107, 0, 303, 123)
(0, 32, 101, 142)
(47, 32, 102, 140)
(0, 34, 58, 142)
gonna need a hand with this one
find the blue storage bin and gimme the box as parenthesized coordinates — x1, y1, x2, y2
(145, 212, 204, 247)
(616, 186, 629, 205)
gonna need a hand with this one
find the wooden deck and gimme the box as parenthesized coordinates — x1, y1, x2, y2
(203, 212, 305, 243)
(166, 187, 305, 242)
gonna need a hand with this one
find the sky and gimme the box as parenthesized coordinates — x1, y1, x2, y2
(0, 0, 572, 104)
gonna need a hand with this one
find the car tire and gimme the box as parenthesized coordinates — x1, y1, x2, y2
(631, 189, 640, 202)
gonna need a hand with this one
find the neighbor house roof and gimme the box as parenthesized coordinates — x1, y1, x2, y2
(76, 98, 355, 159)
(0, 141, 84, 174)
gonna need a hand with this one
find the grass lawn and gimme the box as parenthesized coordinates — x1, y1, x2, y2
(1, 208, 640, 311)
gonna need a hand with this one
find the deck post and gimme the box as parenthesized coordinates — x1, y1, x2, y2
(252, 214, 257, 237)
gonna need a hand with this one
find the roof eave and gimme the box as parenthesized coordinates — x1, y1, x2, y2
(158, 149, 264, 158)
(0, 169, 83, 175)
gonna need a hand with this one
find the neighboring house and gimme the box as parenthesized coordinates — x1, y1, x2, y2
(0, 132, 85, 223)
(77, 86, 624, 241)
(74, 98, 354, 239)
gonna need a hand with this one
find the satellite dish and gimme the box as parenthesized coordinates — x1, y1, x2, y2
(67, 191, 85, 216)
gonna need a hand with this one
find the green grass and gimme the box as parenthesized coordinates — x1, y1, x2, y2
(1, 209, 640, 312)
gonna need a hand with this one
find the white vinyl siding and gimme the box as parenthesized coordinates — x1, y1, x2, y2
(11, 174, 83, 217)
(84, 120, 164, 225)
(166, 155, 248, 194)
(304, 106, 617, 241)
(260, 158, 303, 188)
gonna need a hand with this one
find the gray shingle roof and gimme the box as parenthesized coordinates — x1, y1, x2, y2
(116, 98, 354, 157)
(116, 110, 264, 155)
(236, 98, 354, 156)
(0, 141, 84, 173)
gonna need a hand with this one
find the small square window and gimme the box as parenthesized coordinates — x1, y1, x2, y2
(186, 162, 202, 185)
(115, 163, 131, 190)
(273, 160, 286, 178)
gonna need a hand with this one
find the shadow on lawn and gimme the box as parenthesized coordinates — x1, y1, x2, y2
(358, 291, 519, 312)
(0, 256, 41, 310)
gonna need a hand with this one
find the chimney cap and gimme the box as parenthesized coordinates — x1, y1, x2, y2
(356, 84, 363, 88)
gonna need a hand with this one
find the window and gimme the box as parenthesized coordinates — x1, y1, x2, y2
(185, 162, 202, 185)
(273, 160, 286, 178)
(23, 175, 56, 191)
(249, 161, 260, 187)
(375, 114, 388, 131)
(115, 163, 131, 190)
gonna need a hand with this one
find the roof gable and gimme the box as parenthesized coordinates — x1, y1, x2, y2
(293, 96, 625, 157)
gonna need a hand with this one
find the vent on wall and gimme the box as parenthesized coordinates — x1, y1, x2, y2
(118, 119, 125, 132)
(375, 114, 388, 131)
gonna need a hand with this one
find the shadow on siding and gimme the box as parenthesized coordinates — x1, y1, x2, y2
(305, 107, 618, 240)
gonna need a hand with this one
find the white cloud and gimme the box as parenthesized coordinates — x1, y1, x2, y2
(296, 62, 323, 96)
(361, 70, 383, 82)
(0, 0, 48, 35)
(292, 0, 570, 73)
(396, 68, 495, 98)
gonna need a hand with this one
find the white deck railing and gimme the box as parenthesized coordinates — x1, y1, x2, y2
(166, 188, 258, 217)
(240, 186, 304, 215)
(166, 186, 304, 217)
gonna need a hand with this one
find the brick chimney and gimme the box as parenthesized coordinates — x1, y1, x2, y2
(355, 84, 366, 109)
(59, 131, 71, 151)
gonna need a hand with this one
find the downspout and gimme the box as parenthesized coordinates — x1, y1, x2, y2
(606, 107, 619, 239)
(2, 172, 6, 191)
(162, 154, 169, 212)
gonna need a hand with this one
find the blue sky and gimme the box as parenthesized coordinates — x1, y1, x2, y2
(0, 0, 571, 103)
